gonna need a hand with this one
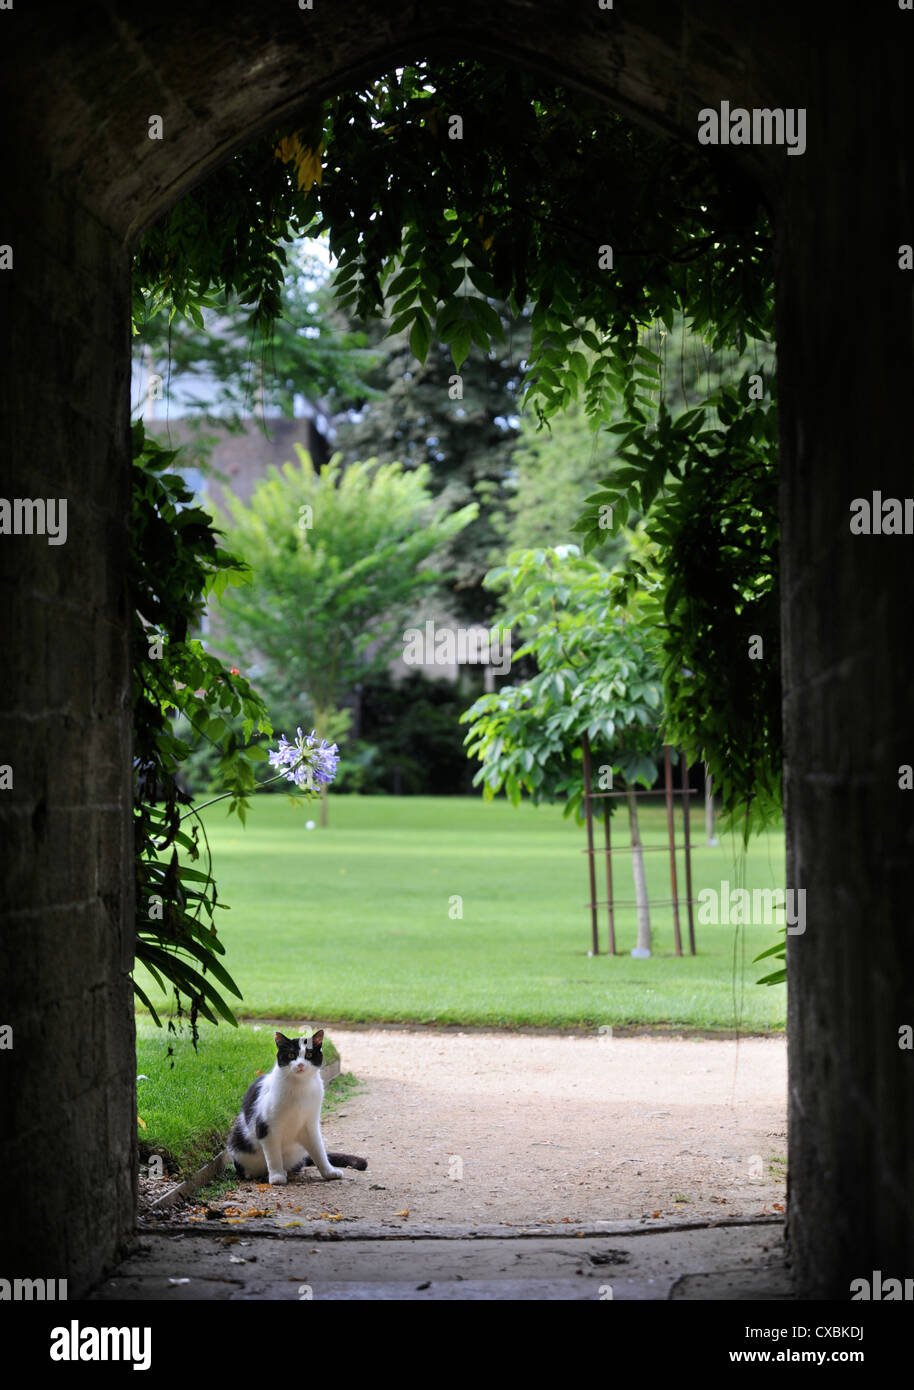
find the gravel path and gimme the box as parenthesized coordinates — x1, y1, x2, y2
(203, 1030, 787, 1230)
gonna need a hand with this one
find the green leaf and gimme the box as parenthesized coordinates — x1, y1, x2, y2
(132, 978, 162, 1026)
(467, 266, 497, 298)
(409, 312, 431, 364)
(387, 309, 416, 337)
(451, 324, 473, 372)
(468, 296, 506, 342)
(386, 266, 420, 297)
(752, 938, 786, 963)
(569, 351, 588, 383)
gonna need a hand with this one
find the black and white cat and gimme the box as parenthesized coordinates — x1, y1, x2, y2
(227, 1030, 367, 1184)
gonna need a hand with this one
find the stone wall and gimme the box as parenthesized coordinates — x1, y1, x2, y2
(0, 176, 137, 1290)
(776, 31, 914, 1298)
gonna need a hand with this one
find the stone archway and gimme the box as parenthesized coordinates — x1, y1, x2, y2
(1, 2, 911, 1299)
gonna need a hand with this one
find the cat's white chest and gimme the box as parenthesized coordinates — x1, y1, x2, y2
(264, 1069, 323, 1143)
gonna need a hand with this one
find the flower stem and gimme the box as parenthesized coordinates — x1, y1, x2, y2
(178, 770, 293, 821)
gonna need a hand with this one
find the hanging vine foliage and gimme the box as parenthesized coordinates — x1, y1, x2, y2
(132, 423, 274, 1036)
(133, 57, 779, 839)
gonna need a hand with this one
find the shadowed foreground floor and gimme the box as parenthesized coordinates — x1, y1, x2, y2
(89, 1219, 791, 1301)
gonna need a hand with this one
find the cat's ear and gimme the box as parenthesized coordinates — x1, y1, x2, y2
(274, 1032, 290, 1046)
(311, 1029, 324, 1048)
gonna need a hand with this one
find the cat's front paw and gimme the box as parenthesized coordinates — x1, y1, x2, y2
(268, 1172, 288, 1186)
(322, 1167, 344, 1181)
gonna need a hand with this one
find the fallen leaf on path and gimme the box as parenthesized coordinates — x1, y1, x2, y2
(394, 1208, 409, 1218)
(222, 1207, 275, 1224)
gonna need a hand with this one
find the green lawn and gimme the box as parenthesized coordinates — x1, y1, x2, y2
(135, 794, 787, 1032)
(136, 1018, 349, 1173)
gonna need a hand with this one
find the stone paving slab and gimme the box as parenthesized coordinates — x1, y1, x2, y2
(89, 1219, 791, 1301)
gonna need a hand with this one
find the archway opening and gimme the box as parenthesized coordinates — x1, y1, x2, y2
(129, 48, 785, 1246)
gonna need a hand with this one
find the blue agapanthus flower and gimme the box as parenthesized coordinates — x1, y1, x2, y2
(269, 727, 340, 791)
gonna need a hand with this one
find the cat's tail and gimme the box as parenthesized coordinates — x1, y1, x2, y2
(291, 1151, 368, 1172)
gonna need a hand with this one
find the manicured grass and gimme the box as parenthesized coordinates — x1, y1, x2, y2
(136, 1017, 346, 1174)
(135, 794, 787, 1032)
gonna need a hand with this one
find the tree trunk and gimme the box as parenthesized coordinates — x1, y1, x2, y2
(704, 763, 718, 846)
(314, 707, 330, 827)
(626, 785, 651, 955)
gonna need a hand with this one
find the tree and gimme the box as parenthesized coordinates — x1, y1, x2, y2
(492, 400, 628, 565)
(211, 447, 477, 821)
(461, 543, 666, 952)
(332, 301, 530, 621)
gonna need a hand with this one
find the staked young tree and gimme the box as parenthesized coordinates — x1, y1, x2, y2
(461, 542, 667, 952)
